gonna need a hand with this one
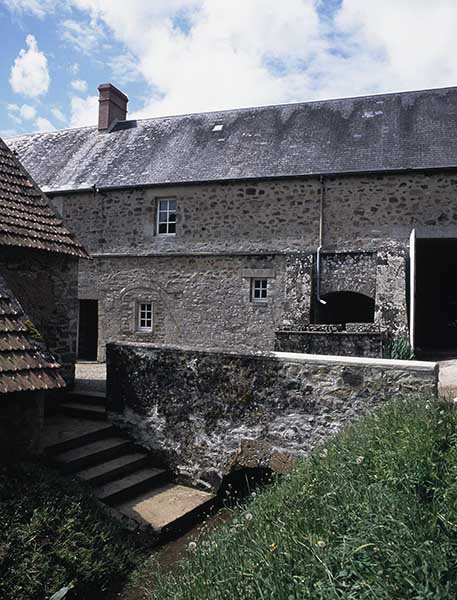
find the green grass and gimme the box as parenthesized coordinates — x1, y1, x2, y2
(0, 462, 143, 600)
(146, 397, 457, 600)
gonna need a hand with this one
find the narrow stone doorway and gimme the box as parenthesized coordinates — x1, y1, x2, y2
(77, 299, 99, 360)
(415, 238, 457, 354)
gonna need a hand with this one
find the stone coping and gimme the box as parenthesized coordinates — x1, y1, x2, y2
(275, 330, 383, 337)
(109, 342, 438, 374)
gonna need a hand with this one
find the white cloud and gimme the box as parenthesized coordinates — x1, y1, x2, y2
(9, 34, 50, 98)
(334, 0, 457, 93)
(2, 0, 57, 18)
(61, 18, 106, 54)
(110, 53, 142, 85)
(65, 0, 324, 117)
(65, 0, 457, 118)
(50, 106, 67, 122)
(35, 117, 55, 132)
(70, 79, 88, 93)
(19, 104, 37, 120)
(7, 102, 37, 122)
(6, 0, 457, 129)
(69, 94, 98, 127)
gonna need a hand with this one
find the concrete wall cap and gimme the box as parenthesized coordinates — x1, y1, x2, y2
(108, 342, 438, 373)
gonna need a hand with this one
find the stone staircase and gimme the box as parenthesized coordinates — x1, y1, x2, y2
(43, 390, 215, 536)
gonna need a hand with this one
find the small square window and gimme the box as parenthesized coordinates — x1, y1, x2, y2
(137, 302, 153, 332)
(251, 279, 268, 303)
(157, 198, 176, 235)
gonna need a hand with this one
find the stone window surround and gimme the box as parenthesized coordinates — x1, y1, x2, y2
(156, 197, 177, 236)
(241, 268, 276, 306)
(251, 278, 268, 303)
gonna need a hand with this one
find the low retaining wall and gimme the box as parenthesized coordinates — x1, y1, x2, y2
(106, 343, 438, 491)
(275, 330, 384, 358)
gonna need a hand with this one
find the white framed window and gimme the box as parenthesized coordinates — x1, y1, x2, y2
(251, 279, 268, 303)
(157, 198, 176, 235)
(137, 302, 153, 332)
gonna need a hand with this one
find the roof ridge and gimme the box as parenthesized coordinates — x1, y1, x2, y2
(6, 84, 457, 141)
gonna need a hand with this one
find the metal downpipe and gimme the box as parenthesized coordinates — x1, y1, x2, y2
(316, 176, 327, 305)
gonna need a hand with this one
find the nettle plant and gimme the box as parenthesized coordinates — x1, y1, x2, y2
(384, 335, 415, 360)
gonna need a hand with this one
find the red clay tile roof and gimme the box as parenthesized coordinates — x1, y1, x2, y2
(0, 277, 65, 394)
(0, 137, 87, 258)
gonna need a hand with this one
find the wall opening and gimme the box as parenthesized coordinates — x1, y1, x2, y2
(415, 238, 457, 352)
(314, 291, 375, 326)
(217, 467, 274, 504)
(78, 299, 98, 360)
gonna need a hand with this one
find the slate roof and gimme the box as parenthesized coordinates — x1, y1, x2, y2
(0, 137, 87, 256)
(7, 86, 457, 193)
(0, 275, 65, 394)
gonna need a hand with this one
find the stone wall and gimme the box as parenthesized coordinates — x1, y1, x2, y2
(275, 331, 384, 358)
(82, 254, 289, 360)
(80, 250, 403, 361)
(0, 392, 44, 461)
(319, 251, 377, 298)
(51, 170, 457, 257)
(50, 169, 457, 357)
(106, 343, 438, 491)
(0, 247, 79, 385)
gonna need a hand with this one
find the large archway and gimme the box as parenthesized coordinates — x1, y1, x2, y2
(414, 238, 457, 352)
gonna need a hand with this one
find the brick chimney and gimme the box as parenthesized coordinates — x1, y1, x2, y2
(97, 83, 128, 131)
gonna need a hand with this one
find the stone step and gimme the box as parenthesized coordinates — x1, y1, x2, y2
(60, 402, 107, 421)
(54, 437, 133, 473)
(66, 390, 107, 407)
(45, 419, 116, 456)
(94, 467, 169, 505)
(116, 483, 215, 534)
(77, 452, 152, 487)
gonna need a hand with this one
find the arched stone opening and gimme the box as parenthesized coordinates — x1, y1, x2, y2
(315, 291, 375, 326)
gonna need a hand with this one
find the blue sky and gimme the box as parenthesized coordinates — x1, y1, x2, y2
(2, 0, 457, 138)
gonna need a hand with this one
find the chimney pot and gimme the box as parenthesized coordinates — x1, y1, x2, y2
(98, 83, 128, 131)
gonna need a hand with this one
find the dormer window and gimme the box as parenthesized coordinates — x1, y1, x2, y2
(157, 198, 176, 235)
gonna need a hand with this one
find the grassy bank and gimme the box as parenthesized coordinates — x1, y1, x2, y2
(0, 462, 143, 600)
(146, 397, 457, 600)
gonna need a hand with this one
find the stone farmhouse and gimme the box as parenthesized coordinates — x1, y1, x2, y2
(7, 84, 457, 360)
(0, 136, 86, 457)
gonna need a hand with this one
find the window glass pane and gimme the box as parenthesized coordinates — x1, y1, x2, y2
(157, 198, 177, 235)
(252, 279, 268, 302)
(138, 303, 152, 330)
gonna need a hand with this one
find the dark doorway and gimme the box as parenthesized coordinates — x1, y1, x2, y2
(78, 300, 98, 360)
(314, 291, 375, 326)
(415, 239, 457, 351)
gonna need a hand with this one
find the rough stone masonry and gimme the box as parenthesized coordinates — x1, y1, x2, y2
(11, 85, 457, 360)
(107, 343, 438, 491)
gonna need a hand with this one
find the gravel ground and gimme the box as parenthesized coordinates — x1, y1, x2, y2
(74, 361, 106, 393)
